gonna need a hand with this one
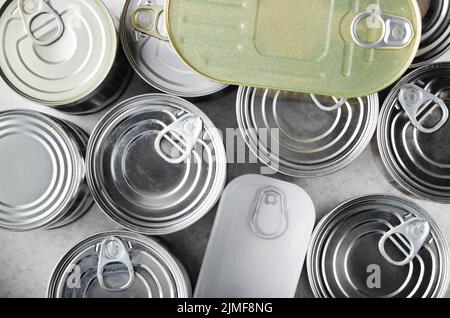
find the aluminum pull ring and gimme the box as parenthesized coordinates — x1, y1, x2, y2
(131, 4, 169, 41)
(399, 84, 449, 134)
(310, 94, 348, 112)
(378, 217, 430, 267)
(250, 188, 287, 240)
(18, 0, 64, 46)
(155, 114, 203, 164)
(351, 10, 414, 49)
(97, 237, 135, 292)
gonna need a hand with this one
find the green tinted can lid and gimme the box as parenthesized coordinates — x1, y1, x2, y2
(166, 0, 422, 98)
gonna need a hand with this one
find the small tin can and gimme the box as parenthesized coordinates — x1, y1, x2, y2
(120, 0, 227, 97)
(378, 62, 450, 203)
(87, 94, 227, 235)
(0, 0, 130, 114)
(307, 195, 449, 298)
(47, 231, 191, 298)
(0, 110, 92, 231)
(236, 87, 379, 177)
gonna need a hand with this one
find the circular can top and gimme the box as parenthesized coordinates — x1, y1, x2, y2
(378, 62, 450, 203)
(47, 231, 191, 298)
(0, 110, 84, 231)
(0, 0, 117, 106)
(236, 87, 379, 177)
(307, 195, 449, 298)
(120, 0, 227, 97)
(87, 94, 227, 235)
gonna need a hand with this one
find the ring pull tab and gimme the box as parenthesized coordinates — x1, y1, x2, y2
(131, 5, 169, 41)
(250, 188, 287, 240)
(399, 84, 449, 134)
(97, 237, 135, 292)
(378, 217, 431, 267)
(18, 0, 64, 46)
(351, 10, 414, 49)
(155, 114, 203, 164)
(310, 94, 348, 112)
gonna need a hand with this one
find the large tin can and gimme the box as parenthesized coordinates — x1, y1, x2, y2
(0, 0, 131, 114)
(47, 231, 191, 298)
(236, 87, 379, 177)
(0, 110, 92, 231)
(378, 62, 450, 203)
(86, 94, 227, 235)
(307, 195, 449, 298)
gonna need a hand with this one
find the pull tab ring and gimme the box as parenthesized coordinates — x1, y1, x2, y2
(155, 114, 203, 164)
(131, 5, 169, 41)
(399, 84, 449, 134)
(18, 0, 64, 46)
(97, 237, 135, 292)
(310, 94, 348, 112)
(378, 217, 431, 267)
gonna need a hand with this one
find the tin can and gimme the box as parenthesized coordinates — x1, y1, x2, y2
(236, 87, 379, 177)
(378, 62, 450, 203)
(120, 0, 226, 97)
(413, 0, 450, 67)
(0, 110, 92, 231)
(86, 94, 227, 235)
(47, 231, 191, 298)
(307, 195, 449, 298)
(0, 0, 131, 114)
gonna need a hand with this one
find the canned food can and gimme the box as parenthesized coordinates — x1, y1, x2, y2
(47, 231, 191, 298)
(236, 87, 379, 177)
(120, 0, 227, 97)
(0, 110, 92, 231)
(307, 195, 449, 298)
(378, 62, 450, 203)
(413, 0, 450, 67)
(87, 94, 227, 235)
(0, 0, 131, 114)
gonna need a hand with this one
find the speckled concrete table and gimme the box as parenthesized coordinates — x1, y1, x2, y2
(0, 0, 450, 298)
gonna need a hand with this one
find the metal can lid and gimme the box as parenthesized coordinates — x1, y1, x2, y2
(0, 0, 117, 106)
(0, 110, 84, 231)
(87, 94, 227, 235)
(47, 231, 191, 298)
(120, 0, 227, 97)
(378, 62, 450, 203)
(307, 195, 449, 298)
(236, 87, 379, 177)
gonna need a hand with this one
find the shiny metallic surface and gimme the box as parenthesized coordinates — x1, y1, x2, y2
(120, 0, 226, 97)
(0, 110, 92, 231)
(47, 231, 191, 298)
(307, 195, 450, 298)
(236, 87, 379, 177)
(87, 94, 227, 235)
(378, 62, 450, 203)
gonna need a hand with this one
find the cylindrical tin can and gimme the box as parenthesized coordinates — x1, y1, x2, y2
(120, 0, 227, 97)
(0, 0, 131, 114)
(86, 94, 227, 235)
(47, 231, 191, 298)
(378, 62, 450, 203)
(236, 87, 379, 177)
(0, 110, 92, 231)
(413, 0, 450, 67)
(307, 195, 450, 298)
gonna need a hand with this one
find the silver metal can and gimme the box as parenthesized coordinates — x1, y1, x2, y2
(86, 94, 227, 235)
(47, 231, 191, 298)
(0, 110, 92, 231)
(120, 0, 227, 97)
(378, 62, 450, 203)
(0, 0, 131, 114)
(236, 87, 379, 177)
(307, 195, 450, 298)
